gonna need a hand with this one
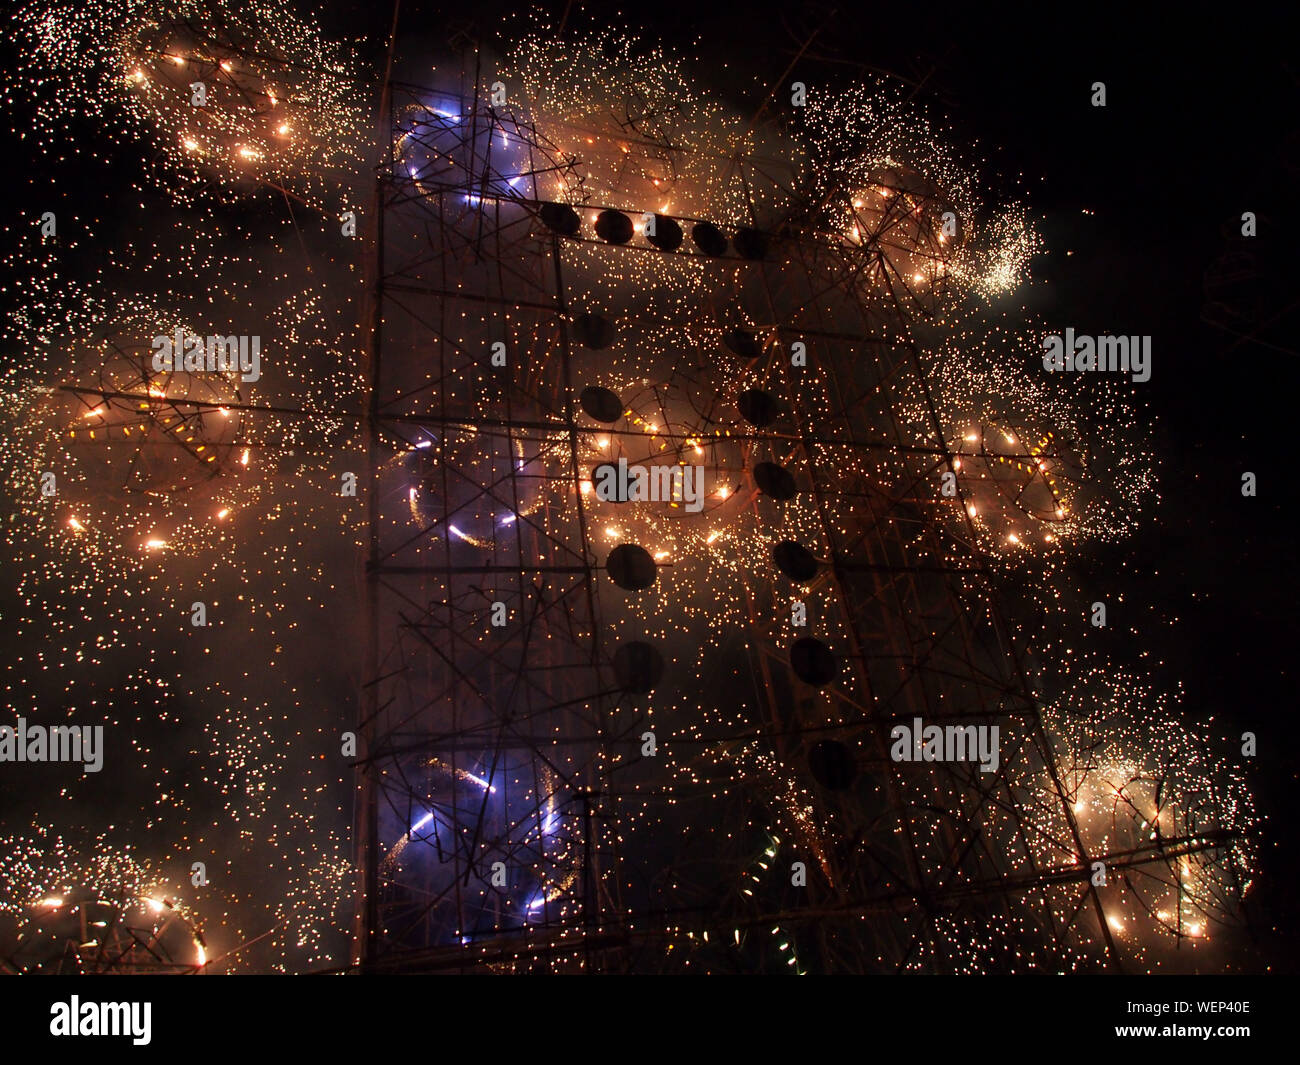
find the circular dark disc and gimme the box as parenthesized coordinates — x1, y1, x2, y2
(737, 388, 780, 427)
(595, 209, 634, 244)
(733, 227, 769, 260)
(613, 641, 665, 694)
(691, 221, 728, 257)
(606, 544, 657, 590)
(572, 312, 616, 350)
(722, 328, 762, 360)
(539, 202, 581, 236)
(646, 214, 683, 251)
(808, 739, 855, 790)
(753, 461, 797, 500)
(773, 540, 819, 582)
(791, 636, 837, 686)
(579, 386, 624, 423)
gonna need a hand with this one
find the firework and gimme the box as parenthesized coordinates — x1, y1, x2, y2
(355, 26, 1256, 973)
(6, 0, 368, 210)
(0, 10, 1262, 978)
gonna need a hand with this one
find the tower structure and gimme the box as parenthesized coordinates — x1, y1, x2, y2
(354, 32, 1248, 974)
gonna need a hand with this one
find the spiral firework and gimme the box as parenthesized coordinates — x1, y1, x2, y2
(797, 79, 1041, 303)
(910, 319, 1159, 562)
(6, 0, 368, 210)
(1034, 666, 1257, 962)
(1, 295, 263, 563)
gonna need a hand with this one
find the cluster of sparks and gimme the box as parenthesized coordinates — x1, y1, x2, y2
(917, 319, 1159, 560)
(5, 0, 368, 210)
(0, 827, 207, 973)
(797, 79, 1042, 300)
(0, 6, 1262, 975)
(1044, 668, 1256, 955)
(1, 0, 369, 970)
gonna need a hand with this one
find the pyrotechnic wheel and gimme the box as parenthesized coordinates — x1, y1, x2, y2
(4, 889, 207, 975)
(1036, 668, 1257, 956)
(7, 0, 366, 207)
(60, 329, 246, 498)
(377, 756, 584, 943)
(6, 300, 261, 558)
(952, 418, 1087, 546)
(396, 100, 582, 208)
(382, 421, 560, 549)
